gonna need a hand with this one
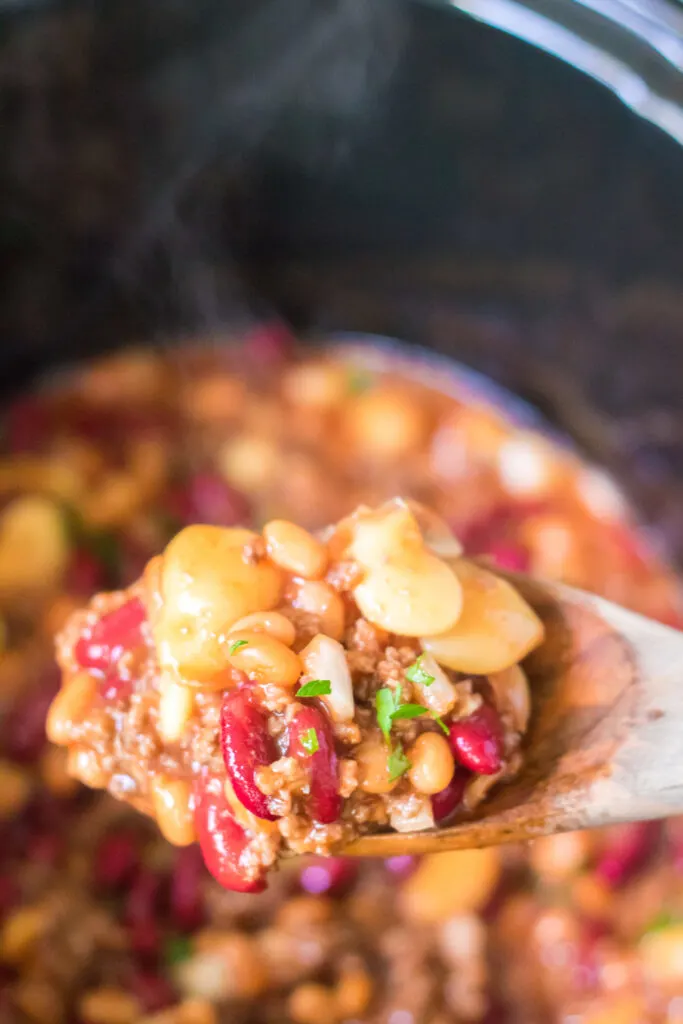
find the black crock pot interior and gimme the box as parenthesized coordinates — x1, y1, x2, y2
(2, 0, 683, 557)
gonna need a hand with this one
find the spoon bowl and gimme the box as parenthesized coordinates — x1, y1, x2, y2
(347, 571, 683, 856)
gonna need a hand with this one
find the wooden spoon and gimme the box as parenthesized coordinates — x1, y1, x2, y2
(346, 572, 683, 856)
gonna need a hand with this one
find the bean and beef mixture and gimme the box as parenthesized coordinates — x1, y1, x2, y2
(49, 500, 544, 891)
(1, 331, 683, 1022)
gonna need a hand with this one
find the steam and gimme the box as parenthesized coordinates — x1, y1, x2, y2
(106, 0, 407, 334)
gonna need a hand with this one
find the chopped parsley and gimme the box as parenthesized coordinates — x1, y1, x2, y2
(296, 679, 332, 698)
(376, 687, 400, 742)
(300, 727, 320, 755)
(405, 654, 435, 687)
(643, 910, 683, 935)
(432, 713, 449, 736)
(390, 702, 429, 722)
(387, 744, 412, 782)
(228, 639, 248, 655)
(164, 934, 193, 966)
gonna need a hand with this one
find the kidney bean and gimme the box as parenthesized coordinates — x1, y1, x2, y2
(129, 970, 176, 1012)
(448, 704, 504, 775)
(288, 706, 341, 824)
(193, 772, 267, 893)
(2, 666, 60, 762)
(74, 597, 146, 675)
(124, 869, 165, 956)
(594, 821, 661, 888)
(431, 767, 470, 823)
(169, 845, 206, 931)
(168, 472, 252, 528)
(221, 690, 277, 820)
(94, 831, 141, 889)
(67, 548, 107, 595)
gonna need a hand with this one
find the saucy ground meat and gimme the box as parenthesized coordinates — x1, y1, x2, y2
(48, 501, 543, 891)
(1, 332, 683, 1022)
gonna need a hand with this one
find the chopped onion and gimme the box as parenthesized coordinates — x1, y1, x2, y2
(388, 792, 435, 833)
(411, 653, 458, 716)
(300, 634, 354, 722)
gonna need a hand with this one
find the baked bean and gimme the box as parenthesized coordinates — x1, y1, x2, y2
(79, 987, 141, 1024)
(0, 904, 51, 964)
(219, 433, 278, 493)
(229, 610, 296, 647)
(401, 848, 501, 923)
(0, 495, 68, 592)
(349, 501, 463, 636)
(156, 526, 283, 684)
(46, 672, 97, 745)
(345, 386, 427, 460)
(421, 558, 544, 674)
(157, 677, 194, 744)
(290, 580, 345, 640)
(356, 737, 398, 794)
(177, 934, 266, 1000)
(82, 472, 143, 530)
(407, 732, 455, 795)
(182, 374, 246, 424)
(282, 360, 348, 410)
(152, 776, 196, 846)
(640, 923, 683, 986)
(263, 519, 328, 580)
(288, 982, 338, 1024)
(335, 967, 373, 1017)
(530, 832, 589, 883)
(226, 629, 302, 688)
(0, 760, 32, 819)
(275, 895, 334, 930)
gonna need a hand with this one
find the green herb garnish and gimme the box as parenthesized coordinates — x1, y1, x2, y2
(431, 713, 449, 736)
(405, 654, 435, 687)
(376, 687, 400, 742)
(164, 934, 193, 966)
(643, 911, 683, 935)
(301, 727, 320, 755)
(390, 702, 429, 722)
(296, 679, 332, 698)
(228, 639, 248, 655)
(387, 743, 412, 782)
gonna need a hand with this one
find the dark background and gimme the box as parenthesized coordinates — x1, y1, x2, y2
(2, 0, 683, 552)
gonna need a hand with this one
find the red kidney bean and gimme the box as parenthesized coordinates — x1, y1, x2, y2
(94, 831, 141, 889)
(74, 597, 146, 675)
(431, 767, 469, 823)
(99, 673, 133, 703)
(124, 869, 164, 956)
(168, 472, 251, 528)
(129, 970, 176, 1012)
(594, 821, 661, 888)
(169, 845, 206, 931)
(448, 704, 504, 775)
(299, 857, 358, 896)
(485, 541, 530, 573)
(221, 691, 277, 821)
(0, 877, 19, 920)
(67, 548, 107, 595)
(288, 706, 341, 824)
(2, 665, 60, 762)
(193, 773, 267, 893)
(27, 832, 63, 866)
